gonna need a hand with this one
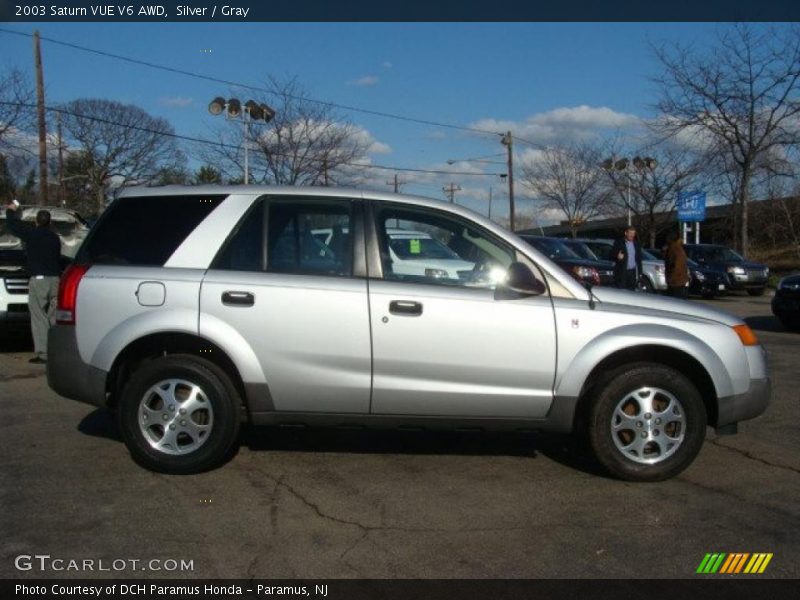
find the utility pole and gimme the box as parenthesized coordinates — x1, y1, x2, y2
(386, 173, 403, 193)
(501, 131, 515, 231)
(57, 111, 64, 207)
(488, 186, 493, 220)
(442, 182, 461, 203)
(34, 31, 48, 206)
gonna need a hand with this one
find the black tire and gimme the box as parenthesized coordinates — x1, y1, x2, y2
(117, 354, 241, 474)
(747, 287, 766, 296)
(586, 362, 707, 482)
(641, 277, 655, 294)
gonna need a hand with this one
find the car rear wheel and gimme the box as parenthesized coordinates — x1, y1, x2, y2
(747, 287, 766, 296)
(117, 355, 241, 474)
(586, 362, 707, 482)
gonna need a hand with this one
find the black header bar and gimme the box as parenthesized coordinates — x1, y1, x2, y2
(1, 0, 800, 22)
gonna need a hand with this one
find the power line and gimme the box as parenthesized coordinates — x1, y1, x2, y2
(0, 101, 505, 178)
(0, 27, 507, 140)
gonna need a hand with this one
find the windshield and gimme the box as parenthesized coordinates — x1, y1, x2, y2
(583, 241, 613, 261)
(526, 237, 580, 260)
(693, 245, 744, 262)
(389, 235, 461, 260)
(563, 240, 599, 261)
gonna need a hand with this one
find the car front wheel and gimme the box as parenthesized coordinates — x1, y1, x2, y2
(117, 355, 241, 474)
(586, 362, 707, 482)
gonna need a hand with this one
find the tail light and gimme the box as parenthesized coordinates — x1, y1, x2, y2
(56, 264, 90, 325)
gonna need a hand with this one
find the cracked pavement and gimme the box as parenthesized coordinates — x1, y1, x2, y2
(1, 294, 798, 578)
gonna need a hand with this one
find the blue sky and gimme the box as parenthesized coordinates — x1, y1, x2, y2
(0, 22, 783, 220)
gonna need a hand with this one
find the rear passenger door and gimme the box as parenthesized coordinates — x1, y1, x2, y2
(199, 196, 372, 415)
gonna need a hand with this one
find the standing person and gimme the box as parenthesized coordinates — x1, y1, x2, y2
(611, 226, 643, 290)
(5, 201, 62, 364)
(664, 230, 689, 299)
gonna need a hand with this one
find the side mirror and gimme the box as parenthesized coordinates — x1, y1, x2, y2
(504, 262, 546, 296)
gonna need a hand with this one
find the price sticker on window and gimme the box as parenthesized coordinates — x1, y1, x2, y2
(409, 239, 421, 254)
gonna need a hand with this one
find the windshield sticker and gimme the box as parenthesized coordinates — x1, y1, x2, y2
(410, 239, 421, 254)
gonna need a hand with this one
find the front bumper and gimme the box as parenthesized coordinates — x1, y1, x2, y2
(47, 324, 108, 408)
(716, 378, 771, 427)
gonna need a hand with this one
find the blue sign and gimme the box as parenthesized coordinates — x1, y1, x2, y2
(677, 191, 706, 222)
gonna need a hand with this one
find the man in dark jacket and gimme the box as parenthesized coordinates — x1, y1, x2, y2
(611, 226, 643, 290)
(5, 202, 61, 364)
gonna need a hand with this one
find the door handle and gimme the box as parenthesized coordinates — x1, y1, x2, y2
(389, 300, 423, 316)
(222, 291, 255, 306)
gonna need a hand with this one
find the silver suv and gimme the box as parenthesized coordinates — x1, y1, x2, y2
(47, 187, 770, 481)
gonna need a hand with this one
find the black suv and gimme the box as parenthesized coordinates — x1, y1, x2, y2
(684, 244, 769, 296)
(772, 274, 800, 331)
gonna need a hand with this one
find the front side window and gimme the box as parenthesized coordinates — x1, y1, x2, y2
(267, 201, 352, 277)
(376, 205, 514, 288)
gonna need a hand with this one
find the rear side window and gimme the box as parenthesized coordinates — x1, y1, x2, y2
(77, 195, 225, 266)
(267, 201, 352, 277)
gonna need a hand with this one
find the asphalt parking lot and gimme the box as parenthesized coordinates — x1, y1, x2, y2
(1, 293, 798, 579)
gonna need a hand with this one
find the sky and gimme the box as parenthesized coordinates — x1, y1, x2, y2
(0, 22, 787, 222)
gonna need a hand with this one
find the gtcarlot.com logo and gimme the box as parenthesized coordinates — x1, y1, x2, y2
(696, 552, 773, 574)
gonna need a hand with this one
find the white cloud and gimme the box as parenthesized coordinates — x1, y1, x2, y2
(159, 96, 193, 108)
(382, 61, 393, 69)
(471, 105, 644, 146)
(347, 76, 379, 87)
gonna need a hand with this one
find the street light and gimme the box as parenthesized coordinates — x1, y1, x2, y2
(208, 97, 276, 184)
(602, 155, 657, 227)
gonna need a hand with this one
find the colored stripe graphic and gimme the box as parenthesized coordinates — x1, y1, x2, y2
(720, 554, 736, 574)
(745, 553, 774, 574)
(697, 553, 727, 573)
(734, 553, 750, 573)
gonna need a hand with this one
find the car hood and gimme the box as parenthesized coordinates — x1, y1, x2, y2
(590, 287, 742, 326)
(701, 260, 767, 271)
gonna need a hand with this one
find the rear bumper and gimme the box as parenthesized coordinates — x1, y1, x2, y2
(47, 324, 108, 408)
(716, 378, 770, 427)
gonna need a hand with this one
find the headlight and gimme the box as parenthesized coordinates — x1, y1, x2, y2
(763, 268, 769, 277)
(425, 268, 449, 279)
(571, 265, 599, 284)
(654, 264, 665, 274)
(693, 270, 706, 282)
(727, 266, 746, 275)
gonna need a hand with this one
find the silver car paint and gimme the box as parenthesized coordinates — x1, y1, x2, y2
(79, 186, 763, 422)
(76, 266, 205, 370)
(199, 271, 372, 414)
(368, 279, 557, 418)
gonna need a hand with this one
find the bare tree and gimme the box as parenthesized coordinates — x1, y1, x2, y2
(653, 24, 800, 254)
(521, 143, 609, 238)
(59, 99, 185, 213)
(200, 76, 372, 186)
(0, 68, 34, 153)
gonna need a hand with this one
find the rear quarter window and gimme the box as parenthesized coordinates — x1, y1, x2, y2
(76, 195, 226, 266)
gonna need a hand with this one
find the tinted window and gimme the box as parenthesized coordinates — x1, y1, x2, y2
(77, 195, 225, 266)
(213, 202, 264, 272)
(267, 202, 352, 277)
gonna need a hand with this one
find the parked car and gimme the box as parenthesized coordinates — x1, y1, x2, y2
(687, 258, 728, 299)
(558, 238, 615, 286)
(2, 206, 90, 258)
(48, 186, 769, 481)
(0, 249, 31, 334)
(684, 244, 769, 296)
(576, 238, 667, 293)
(518, 235, 612, 287)
(772, 274, 800, 331)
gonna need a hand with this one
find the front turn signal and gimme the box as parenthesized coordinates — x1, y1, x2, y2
(733, 324, 759, 346)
